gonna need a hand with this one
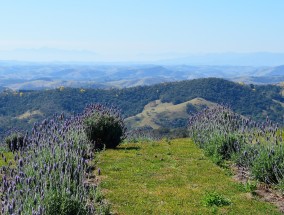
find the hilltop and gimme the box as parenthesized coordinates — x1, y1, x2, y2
(125, 98, 216, 129)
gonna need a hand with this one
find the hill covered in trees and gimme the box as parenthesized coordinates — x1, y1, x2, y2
(0, 78, 283, 136)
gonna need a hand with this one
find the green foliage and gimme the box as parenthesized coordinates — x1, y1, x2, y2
(96, 204, 111, 215)
(237, 181, 258, 194)
(276, 178, 284, 194)
(93, 186, 104, 203)
(189, 104, 284, 188)
(250, 145, 284, 184)
(4, 132, 25, 151)
(1, 78, 283, 138)
(233, 144, 256, 167)
(203, 133, 242, 162)
(202, 191, 231, 207)
(84, 112, 125, 149)
(236, 143, 284, 184)
(44, 192, 87, 215)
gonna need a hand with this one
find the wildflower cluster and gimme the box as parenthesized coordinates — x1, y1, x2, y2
(188, 105, 284, 185)
(0, 104, 114, 214)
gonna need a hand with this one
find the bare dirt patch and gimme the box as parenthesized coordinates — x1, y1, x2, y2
(232, 165, 284, 213)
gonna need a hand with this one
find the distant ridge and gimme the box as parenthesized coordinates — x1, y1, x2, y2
(0, 63, 284, 90)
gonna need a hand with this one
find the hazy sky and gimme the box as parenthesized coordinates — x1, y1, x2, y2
(0, 0, 284, 61)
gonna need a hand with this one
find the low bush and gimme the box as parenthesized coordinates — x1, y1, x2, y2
(202, 191, 231, 207)
(4, 132, 25, 151)
(45, 192, 87, 215)
(83, 104, 126, 149)
(250, 145, 284, 184)
(236, 181, 257, 195)
(203, 133, 243, 162)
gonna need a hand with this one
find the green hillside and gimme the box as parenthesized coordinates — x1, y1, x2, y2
(125, 98, 216, 129)
(0, 78, 283, 136)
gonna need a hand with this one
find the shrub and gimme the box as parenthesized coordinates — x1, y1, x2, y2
(250, 145, 284, 184)
(236, 181, 257, 195)
(45, 192, 87, 215)
(233, 144, 257, 167)
(0, 105, 106, 214)
(202, 191, 231, 207)
(204, 133, 242, 160)
(4, 132, 25, 151)
(242, 181, 257, 194)
(188, 105, 284, 188)
(84, 113, 124, 149)
(83, 104, 126, 149)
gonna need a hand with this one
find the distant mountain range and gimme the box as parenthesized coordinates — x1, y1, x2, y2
(1, 50, 284, 66)
(157, 53, 284, 66)
(0, 63, 283, 90)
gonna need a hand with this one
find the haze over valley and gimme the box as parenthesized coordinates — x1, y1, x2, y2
(0, 61, 283, 91)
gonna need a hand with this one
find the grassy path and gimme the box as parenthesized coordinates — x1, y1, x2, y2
(98, 138, 280, 215)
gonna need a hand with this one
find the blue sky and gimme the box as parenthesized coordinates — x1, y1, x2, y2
(0, 0, 284, 61)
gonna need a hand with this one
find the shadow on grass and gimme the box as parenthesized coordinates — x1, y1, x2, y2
(115, 146, 141, 151)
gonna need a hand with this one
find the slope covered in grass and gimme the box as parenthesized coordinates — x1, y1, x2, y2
(125, 98, 216, 129)
(98, 138, 280, 214)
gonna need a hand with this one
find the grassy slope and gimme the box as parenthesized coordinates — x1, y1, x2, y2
(98, 138, 280, 215)
(125, 98, 216, 129)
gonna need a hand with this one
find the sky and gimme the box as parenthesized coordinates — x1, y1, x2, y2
(0, 0, 284, 62)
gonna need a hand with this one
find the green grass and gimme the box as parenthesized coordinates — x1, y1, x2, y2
(0, 151, 14, 166)
(98, 138, 280, 215)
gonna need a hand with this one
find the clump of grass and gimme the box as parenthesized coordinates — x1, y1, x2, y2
(202, 191, 231, 207)
(236, 181, 258, 194)
(276, 179, 284, 194)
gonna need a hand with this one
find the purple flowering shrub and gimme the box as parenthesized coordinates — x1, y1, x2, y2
(188, 105, 284, 185)
(0, 104, 113, 214)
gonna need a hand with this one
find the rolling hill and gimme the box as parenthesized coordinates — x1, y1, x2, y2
(125, 98, 216, 129)
(0, 78, 283, 138)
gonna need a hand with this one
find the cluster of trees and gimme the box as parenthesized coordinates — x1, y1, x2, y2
(0, 78, 283, 137)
